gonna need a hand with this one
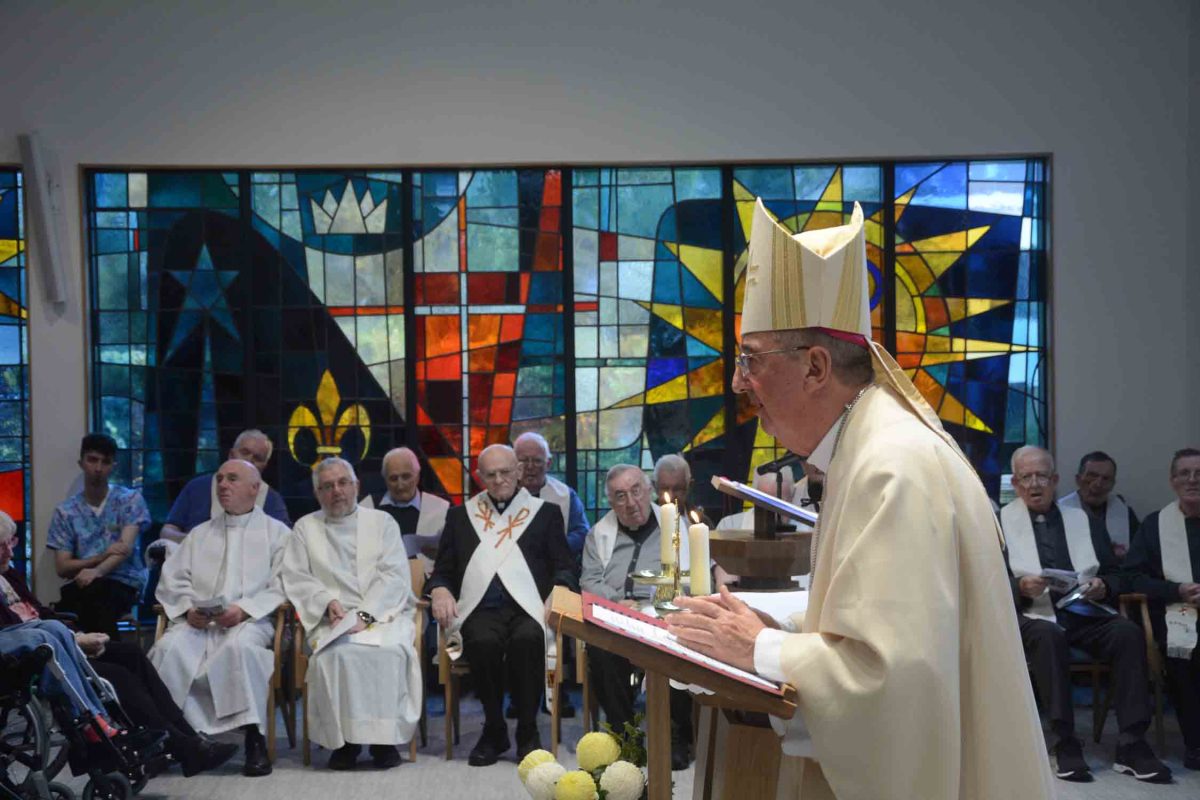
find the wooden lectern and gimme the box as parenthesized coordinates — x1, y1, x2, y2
(549, 588, 798, 800)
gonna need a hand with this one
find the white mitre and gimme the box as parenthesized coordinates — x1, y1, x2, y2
(742, 197, 969, 462)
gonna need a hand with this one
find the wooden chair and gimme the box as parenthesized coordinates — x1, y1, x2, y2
(437, 612, 589, 758)
(1067, 648, 1113, 743)
(1118, 593, 1167, 750)
(296, 559, 427, 766)
(152, 601, 295, 762)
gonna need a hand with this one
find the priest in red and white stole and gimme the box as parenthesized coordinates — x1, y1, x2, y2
(428, 444, 576, 766)
(282, 457, 423, 771)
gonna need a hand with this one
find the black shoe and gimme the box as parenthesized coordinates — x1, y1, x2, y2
(1114, 740, 1172, 783)
(516, 731, 542, 762)
(542, 694, 577, 719)
(242, 728, 272, 777)
(468, 729, 510, 767)
(1184, 748, 1200, 770)
(671, 740, 692, 771)
(179, 736, 239, 778)
(1052, 738, 1092, 782)
(370, 744, 402, 769)
(328, 742, 362, 771)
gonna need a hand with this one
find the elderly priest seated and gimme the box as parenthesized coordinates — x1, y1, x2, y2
(581, 463, 695, 769)
(1001, 445, 1169, 783)
(1125, 447, 1200, 770)
(428, 444, 576, 766)
(149, 459, 290, 776)
(283, 457, 423, 770)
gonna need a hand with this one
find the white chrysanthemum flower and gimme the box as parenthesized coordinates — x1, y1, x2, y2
(525, 761, 567, 800)
(599, 760, 646, 800)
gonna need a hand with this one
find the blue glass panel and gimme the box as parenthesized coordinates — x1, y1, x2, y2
(94, 174, 127, 209)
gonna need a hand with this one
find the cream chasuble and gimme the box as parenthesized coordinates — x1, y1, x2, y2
(1001, 498, 1099, 622)
(149, 508, 288, 735)
(1060, 490, 1133, 549)
(445, 488, 549, 660)
(1158, 502, 1198, 657)
(283, 506, 422, 749)
(774, 386, 1054, 800)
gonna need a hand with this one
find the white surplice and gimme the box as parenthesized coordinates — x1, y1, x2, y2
(149, 508, 289, 735)
(283, 506, 422, 749)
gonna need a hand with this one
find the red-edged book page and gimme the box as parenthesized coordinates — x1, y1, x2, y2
(581, 591, 784, 696)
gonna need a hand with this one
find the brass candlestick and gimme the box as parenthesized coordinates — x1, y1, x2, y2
(654, 503, 684, 615)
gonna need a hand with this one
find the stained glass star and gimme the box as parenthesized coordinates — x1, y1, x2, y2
(165, 244, 239, 357)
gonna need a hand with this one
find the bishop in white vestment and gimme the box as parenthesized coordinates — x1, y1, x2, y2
(666, 199, 1055, 799)
(283, 457, 422, 771)
(150, 459, 289, 777)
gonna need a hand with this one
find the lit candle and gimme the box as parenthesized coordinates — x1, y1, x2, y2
(659, 493, 677, 567)
(688, 511, 711, 596)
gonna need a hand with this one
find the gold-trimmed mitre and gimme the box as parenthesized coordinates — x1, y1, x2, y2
(741, 198, 869, 337)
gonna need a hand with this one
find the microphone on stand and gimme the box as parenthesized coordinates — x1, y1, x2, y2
(756, 452, 804, 475)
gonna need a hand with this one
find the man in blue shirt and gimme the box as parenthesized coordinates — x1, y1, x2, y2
(46, 433, 151, 636)
(160, 429, 291, 541)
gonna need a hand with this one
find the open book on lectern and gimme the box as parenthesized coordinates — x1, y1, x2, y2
(710, 475, 819, 527)
(582, 592, 786, 697)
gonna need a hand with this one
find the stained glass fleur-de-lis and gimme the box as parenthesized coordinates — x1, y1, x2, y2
(287, 370, 371, 467)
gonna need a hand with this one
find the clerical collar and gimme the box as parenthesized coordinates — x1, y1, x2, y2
(222, 509, 254, 528)
(619, 514, 658, 540)
(379, 492, 421, 510)
(489, 494, 512, 513)
(1027, 503, 1059, 526)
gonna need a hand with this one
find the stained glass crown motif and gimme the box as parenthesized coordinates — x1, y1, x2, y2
(741, 197, 869, 338)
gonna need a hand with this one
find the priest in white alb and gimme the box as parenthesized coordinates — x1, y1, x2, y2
(149, 459, 290, 777)
(666, 199, 1055, 799)
(282, 457, 422, 771)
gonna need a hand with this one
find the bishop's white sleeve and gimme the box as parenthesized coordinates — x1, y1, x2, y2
(754, 627, 790, 683)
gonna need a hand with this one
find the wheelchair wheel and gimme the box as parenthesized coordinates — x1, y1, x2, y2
(81, 774, 130, 800)
(0, 699, 49, 786)
(46, 782, 76, 800)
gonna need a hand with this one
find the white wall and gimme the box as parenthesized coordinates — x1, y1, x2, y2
(0, 0, 1195, 594)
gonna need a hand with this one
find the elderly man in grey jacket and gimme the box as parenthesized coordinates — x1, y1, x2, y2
(581, 464, 694, 770)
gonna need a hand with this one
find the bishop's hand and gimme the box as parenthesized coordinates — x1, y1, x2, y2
(666, 586, 765, 673)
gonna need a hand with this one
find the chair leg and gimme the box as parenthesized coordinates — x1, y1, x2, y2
(409, 736, 418, 763)
(444, 675, 454, 760)
(267, 688, 277, 763)
(302, 690, 311, 767)
(1154, 678, 1165, 751)
(550, 676, 561, 758)
(452, 678, 461, 745)
(419, 703, 428, 749)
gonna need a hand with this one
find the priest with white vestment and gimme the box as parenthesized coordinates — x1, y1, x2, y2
(1001, 444, 1168, 783)
(1125, 447, 1200, 770)
(150, 459, 290, 777)
(283, 457, 422, 771)
(666, 198, 1055, 799)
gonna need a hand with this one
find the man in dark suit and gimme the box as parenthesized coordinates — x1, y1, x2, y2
(428, 444, 576, 766)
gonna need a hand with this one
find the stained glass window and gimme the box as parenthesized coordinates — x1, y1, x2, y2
(412, 169, 566, 504)
(572, 167, 726, 516)
(891, 160, 1048, 496)
(87, 159, 1047, 522)
(0, 169, 32, 578)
